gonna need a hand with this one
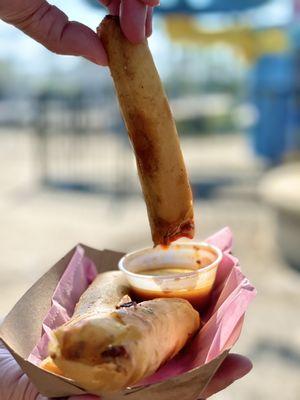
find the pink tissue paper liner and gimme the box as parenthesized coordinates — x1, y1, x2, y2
(28, 227, 256, 386)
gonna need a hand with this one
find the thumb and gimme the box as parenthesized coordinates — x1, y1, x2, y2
(3, 1, 107, 66)
(200, 354, 252, 398)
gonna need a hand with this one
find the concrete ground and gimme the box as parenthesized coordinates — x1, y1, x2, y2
(0, 128, 300, 399)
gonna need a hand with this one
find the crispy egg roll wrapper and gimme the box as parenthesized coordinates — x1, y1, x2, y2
(46, 271, 200, 393)
(98, 16, 194, 245)
(72, 271, 130, 317)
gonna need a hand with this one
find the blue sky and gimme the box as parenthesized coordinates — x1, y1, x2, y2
(0, 0, 294, 76)
(0, 0, 106, 73)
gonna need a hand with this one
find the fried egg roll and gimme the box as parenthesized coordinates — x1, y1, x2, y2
(97, 16, 194, 245)
(45, 271, 200, 393)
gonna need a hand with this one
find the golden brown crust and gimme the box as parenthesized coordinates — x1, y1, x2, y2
(98, 16, 194, 245)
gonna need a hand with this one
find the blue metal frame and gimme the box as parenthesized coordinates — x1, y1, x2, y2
(85, 0, 270, 14)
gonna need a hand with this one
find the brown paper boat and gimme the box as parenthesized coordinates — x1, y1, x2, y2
(0, 244, 228, 400)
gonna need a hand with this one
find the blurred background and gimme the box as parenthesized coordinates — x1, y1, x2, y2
(1, 0, 300, 398)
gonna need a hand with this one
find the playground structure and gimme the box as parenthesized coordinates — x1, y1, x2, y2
(163, 15, 296, 164)
(164, 17, 288, 63)
(158, 2, 298, 164)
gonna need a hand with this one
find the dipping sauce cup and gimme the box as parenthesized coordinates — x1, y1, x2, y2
(119, 242, 222, 310)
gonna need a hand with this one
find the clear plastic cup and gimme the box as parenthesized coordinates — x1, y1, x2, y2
(118, 242, 222, 310)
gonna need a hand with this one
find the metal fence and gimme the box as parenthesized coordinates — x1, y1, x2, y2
(33, 89, 138, 197)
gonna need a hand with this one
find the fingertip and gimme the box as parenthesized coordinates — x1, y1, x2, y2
(59, 21, 108, 66)
(85, 44, 108, 66)
(120, 0, 147, 43)
(146, 7, 153, 38)
(84, 55, 108, 67)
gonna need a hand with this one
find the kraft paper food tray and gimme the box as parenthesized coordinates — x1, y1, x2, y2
(0, 228, 256, 400)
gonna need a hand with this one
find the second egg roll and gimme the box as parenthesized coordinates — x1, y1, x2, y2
(44, 272, 200, 393)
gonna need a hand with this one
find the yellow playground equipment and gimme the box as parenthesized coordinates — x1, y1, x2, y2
(164, 16, 289, 63)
